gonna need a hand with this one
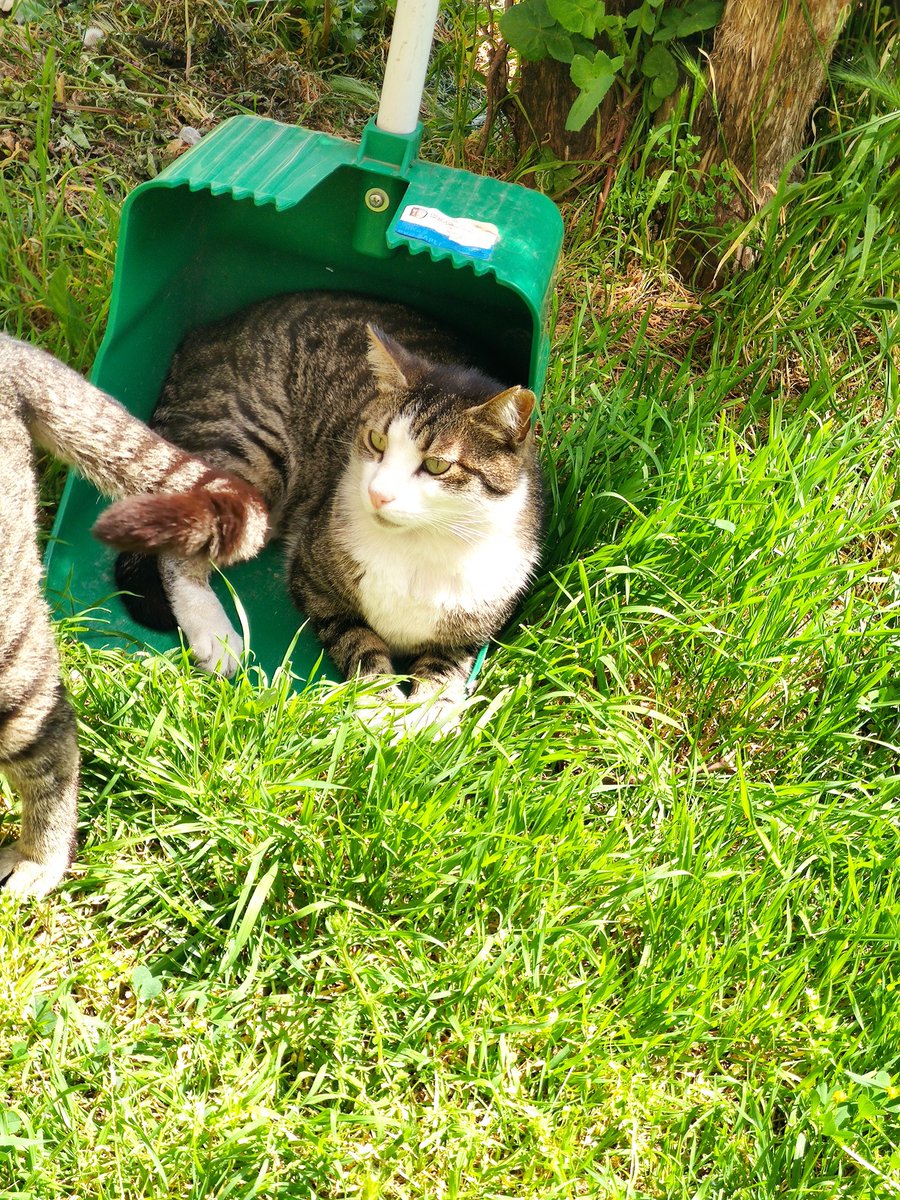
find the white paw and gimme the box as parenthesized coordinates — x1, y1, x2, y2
(164, 566, 245, 676)
(189, 621, 244, 676)
(0, 845, 68, 900)
(357, 689, 465, 742)
(355, 685, 406, 733)
(398, 694, 465, 740)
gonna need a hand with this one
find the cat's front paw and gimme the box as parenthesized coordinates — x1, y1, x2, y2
(0, 844, 68, 901)
(358, 689, 466, 742)
(355, 684, 407, 733)
(398, 693, 466, 740)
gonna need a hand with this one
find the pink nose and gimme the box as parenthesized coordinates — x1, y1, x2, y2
(368, 485, 395, 510)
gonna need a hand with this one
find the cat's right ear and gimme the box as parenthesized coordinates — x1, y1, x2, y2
(366, 325, 414, 392)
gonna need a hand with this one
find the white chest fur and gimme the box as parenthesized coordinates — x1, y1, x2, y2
(336, 475, 533, 654)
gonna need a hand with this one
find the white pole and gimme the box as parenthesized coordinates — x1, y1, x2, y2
(375, 0, 441, 136)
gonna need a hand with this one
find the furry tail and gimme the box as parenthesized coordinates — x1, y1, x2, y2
(0, 333, 269, 566)
(92, 474, 268, 567)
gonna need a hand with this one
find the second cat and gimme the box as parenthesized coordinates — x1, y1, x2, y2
(0, 333, 268, 899)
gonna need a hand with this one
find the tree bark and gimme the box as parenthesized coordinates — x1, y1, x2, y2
(695, 0, 849, 212)
(511, 55, 600, 161)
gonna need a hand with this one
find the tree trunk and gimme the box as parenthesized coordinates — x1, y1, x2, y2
(509, 0, 637, 163)
(511, 55, 600, 161)
(696, 0, 849, 212)
(506, 0, 850, 284)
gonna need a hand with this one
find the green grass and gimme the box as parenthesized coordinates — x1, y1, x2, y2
(1, 4, 899, 1197)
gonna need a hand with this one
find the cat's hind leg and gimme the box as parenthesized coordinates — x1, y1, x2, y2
(115, 551, 244, 675)
(109, 438, 281, 677)
(0, 662, 79, 901)
(159, 554, 244, 676)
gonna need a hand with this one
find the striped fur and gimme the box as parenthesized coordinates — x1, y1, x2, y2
(118, 292, 544, 725)
(0, 334, 269, 899)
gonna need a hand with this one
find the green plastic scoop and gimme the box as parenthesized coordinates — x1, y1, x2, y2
(45, 0, 564, 683)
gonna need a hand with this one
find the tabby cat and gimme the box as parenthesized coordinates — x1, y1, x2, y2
(117, 291, 544, 727)
(0, 333, 268, 899)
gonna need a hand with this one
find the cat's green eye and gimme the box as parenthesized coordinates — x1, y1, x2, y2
(422, 456, 451, 476)
(367, 429, 387, 453)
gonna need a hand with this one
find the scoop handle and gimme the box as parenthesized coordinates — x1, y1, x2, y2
(375, 0, 441, 136)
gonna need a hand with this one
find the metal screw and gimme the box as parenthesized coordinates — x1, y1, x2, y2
(364, 188, 390, 213)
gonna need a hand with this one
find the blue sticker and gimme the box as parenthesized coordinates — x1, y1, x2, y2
(394, 205, 499, 260)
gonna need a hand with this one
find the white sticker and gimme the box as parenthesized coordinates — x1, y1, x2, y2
(394, 205, 499, 260)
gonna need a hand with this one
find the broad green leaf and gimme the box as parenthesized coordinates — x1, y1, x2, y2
(821, 1105, 851, 1136)
(0, 1111, 22, 1137)
(547, 0, 598, 38)
(30, 998, 57, 1037)
(131, 965, 163, 1003)
(11, 0, 49, 21)
(545, 28, 577, 62)
(847, 1069, 893, 1089)
(651, 10, 680, 41)
(499, 0, 556, 61)
(566, 51, 623, 132)
(675, 0, 723, 36)
(66, 121, 91, 151)
(855, 1093, 877, 1119)
(641, 43, 678, 97)
(624, 2, 656, 34)
(570, 32, 597, 59)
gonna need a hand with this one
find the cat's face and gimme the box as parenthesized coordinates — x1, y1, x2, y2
(350, 328, 536, 535)
(355, 412, 483, 530)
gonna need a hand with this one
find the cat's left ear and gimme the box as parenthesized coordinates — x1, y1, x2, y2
(366, 324, 417, 392)
(479, 386, 536, 443)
